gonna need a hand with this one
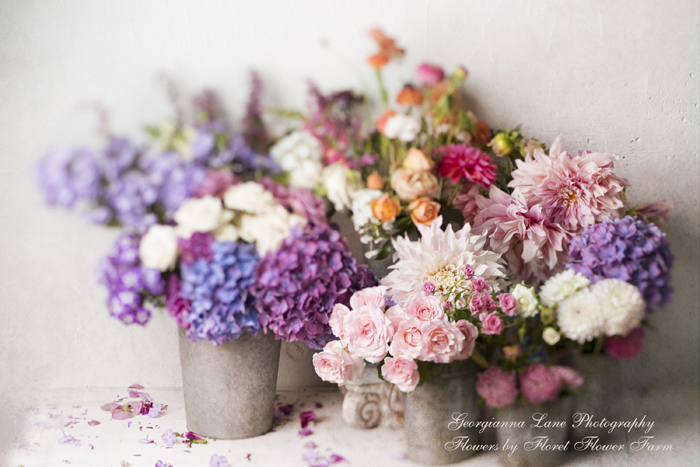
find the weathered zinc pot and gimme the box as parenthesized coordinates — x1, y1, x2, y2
(178, 327, 281, 439)
(341, 363, 404, 429)
(403, 363, 481, 465)
(495, 395, 573, 467)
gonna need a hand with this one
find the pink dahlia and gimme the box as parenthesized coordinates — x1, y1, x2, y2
(508, 136, 627, 234)
(519, 364, 562, 405)
(453, 183, 481, 225)
(472, 186, 568, 285)
(475, 366, 518, 408)
(604, 326, 645, 359)
(436, 144, 497, 188)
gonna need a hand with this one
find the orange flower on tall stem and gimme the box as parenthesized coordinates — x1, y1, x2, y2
(368, 28, 405, 66)
(396, 85, 423, 106)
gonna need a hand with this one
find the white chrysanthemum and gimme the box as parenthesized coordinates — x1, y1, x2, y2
(381, 216, 506, 304)
(270, 130, 324, 189)
(557, 289, 604, 343)
(511, 284, 539, 317)
(350, 188, 383, 231)
(542, 327, 561, 346)
(539, 269, 591, 307)
(590, 278, 645, 337)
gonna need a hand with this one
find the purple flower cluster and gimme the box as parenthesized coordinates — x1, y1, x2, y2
(97, 234, 164, 325)
(179, 241, 261, 345)
(567, 216, 674, 310)
(251, 223, 377, 350)
(260, 177, 328, 225)
(191, 128, 279, 176)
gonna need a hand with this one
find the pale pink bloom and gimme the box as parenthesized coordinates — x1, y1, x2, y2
(453, 183, 482, 226)
(389, 318, 423, 359)
(343, 305, 393, 363)
(454, 320, 478, 360)
(385, 305, 406, 333)
(381, 357, 420, 392)
(508, 136, 627, 234)
(498, 293, 518, 316)
(550, 366, 584, 389)
(475, 366, 518, 408)
(312, 341, 365, 386)
(350, 286, 388, 311)
(419, 319, 465, 363)
(483, 294, 497, 312)
(479, 312, 503, 335)
(473, 186, 568, 285)
(329, 303, 350, 342)
(604, 326, 645, 359)
(405, 294, 445, 322)
(519, 364, 562, 405)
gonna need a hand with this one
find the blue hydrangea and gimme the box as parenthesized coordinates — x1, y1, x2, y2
(566, 216, 674, 311)
(179, 241, 261, 345)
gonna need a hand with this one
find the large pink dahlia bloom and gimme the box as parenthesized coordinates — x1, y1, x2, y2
(436, 144, 497, 188)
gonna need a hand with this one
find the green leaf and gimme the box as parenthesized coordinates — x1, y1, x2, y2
(470, 348, 489, 368)
(374, 240, 394, 261)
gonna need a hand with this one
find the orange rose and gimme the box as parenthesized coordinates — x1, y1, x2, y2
(370, 193, 401, 223)
(408, 197, 441, 226)
(396, 85, 423, 106)
(368, 53, 390, 69)
(390, 168, 439, 201)
(366, 171, 385, 190)
(402, 147, 435, 172)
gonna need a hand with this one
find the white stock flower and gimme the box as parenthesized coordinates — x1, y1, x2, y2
(590, 278, 645, 337)
(542, 327, 561, 346)
(239, 205, 307, 256)
(557, 289, 604, 343)
(174, 196, 232, 238)
(350, 188, 383, 231)
(222, 182, 277, 213)
(511, 284, 539, 317)
(322, 163, 360, 211)
(270, 130, 324, 189)
(383, 113, 421, 142)
(539, 269, 591, 307)
(139, 224, 178, 271)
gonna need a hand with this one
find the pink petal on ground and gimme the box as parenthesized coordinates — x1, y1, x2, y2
(128, 384, 145, 389)
(299, 411, 316, 428)
(299, 428, 313, 437)
(112, 410, 135, 420)
(330, 454, 347, 463)
(100, 403, 120, 412)
(128, 390, 142, 398)
(88, 420, 101, 426)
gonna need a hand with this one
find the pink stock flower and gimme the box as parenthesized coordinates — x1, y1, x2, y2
(389, 318, 423, 359)
(419, 319, 465, 363)
(479, 312, 503, 335)
(498, 293, 518, 316)
(550, 366, 584, 389)
(519, 364, 562, 405)
(475, 367, 518, 408)
(604, 326, 645, 359)
(416, 63, 445, 86)
(343, 305, 393, 363)
(405, 294, 445, 322)
(436, 144, 497, 188)
(350, 286, 388, 311)
(312, 341, 365, 386)
(454, 320, 478, 360)
(381, 357, 420, 392)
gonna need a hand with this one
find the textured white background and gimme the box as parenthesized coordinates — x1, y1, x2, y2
(1, 0, 698, 452)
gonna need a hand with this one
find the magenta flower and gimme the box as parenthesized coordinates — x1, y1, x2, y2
(436, 144, 497, 188)
(519, 364, 562, 405)
(498, 293, 518, 316)
(475, 367, 518, 408)
(416, 63, 445, 86)
(300, 410, 316, 428)
(470, 277, 489, 293)
(605, 327, 645, 359)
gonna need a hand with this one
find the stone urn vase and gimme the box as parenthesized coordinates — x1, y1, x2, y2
(341, 363, 404, 429)
(178, 327, 281, 439)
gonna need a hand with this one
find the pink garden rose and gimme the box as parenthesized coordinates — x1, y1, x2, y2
(350, 286, 387, 311)
(519, 364, 562, 405)
(475, 366, 518, 408)
(329, 303, 350, 343)
(381, 356, 420, 392)
(385, 305, 406, 332)
(419, 319, 465, 363)
(343, 305, 393, 363)
(483, 294, 497, 312)
(471, 277, 489, 293)
(498, 293, 518, 316)
(389, 318, 423, 359)
(550, 366, 584, 389)
(406, 294, 445, 322)
(604, 326, 645, 360)
(312, 341, 365, 386)
(454, 320, 478, 360)
(479, 311, 503, 335)
(469, 294, 486, 315)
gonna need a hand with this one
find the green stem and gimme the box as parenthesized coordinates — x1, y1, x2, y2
(375, 69, 389, 109)
(593, 334, 605, 354)
(447, 180, 463, 205)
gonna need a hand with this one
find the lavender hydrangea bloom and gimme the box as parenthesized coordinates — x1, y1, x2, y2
(566, 216, 674, 311)
(260, 177, 327, 225)
(97, 234, 164, 325)
(179, 241, 261, 345)
(251, 223, 377, 350)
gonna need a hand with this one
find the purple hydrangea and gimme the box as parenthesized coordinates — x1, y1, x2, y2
(179, 241, 261, 345)
(165, 274, 192, 328)
(566, 216, 674, 311)
(177, 232, 215, 266)
(251, 223, 377, 350)
(260, 177, 328, 225)
(97, 234, 164, 325)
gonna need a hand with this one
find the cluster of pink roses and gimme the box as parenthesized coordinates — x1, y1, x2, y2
(475, 364, 583, 408)
(461, 276, 518, 336)
(313, 285, 480, 393)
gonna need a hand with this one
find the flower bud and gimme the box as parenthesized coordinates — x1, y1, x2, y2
(453, 65, 468, 80)
(366, 171, 385, 190)
(402, 148, 434, 172)
(416, 63, 445, 87)
(488, 132, 515, 157)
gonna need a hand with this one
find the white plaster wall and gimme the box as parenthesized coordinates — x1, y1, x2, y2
(1, 0, 697, 420)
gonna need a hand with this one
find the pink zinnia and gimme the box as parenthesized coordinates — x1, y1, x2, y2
(604, 326, 645, 359)
(519, 364, 562, 405)
(436, 144, 497, 188)
(475, 366, 518, 408)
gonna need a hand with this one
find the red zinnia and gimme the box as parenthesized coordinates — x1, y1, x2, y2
(435, 144, 497, 188)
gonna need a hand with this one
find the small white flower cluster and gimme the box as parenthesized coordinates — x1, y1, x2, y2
(138, 182, 306, 271)
(270, 130, 324, 189)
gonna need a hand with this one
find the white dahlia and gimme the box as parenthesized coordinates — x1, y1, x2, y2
(590, 278, 645, 337)
(539, 269, 591, 307)
(381, 217, 506, 304)
(556, 289, 604, 343)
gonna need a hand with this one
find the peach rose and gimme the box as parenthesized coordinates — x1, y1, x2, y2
(402, 148, 435, 172)
(385, 305, 406, 332)
(389, 318, 423, 359)
(396, 85, 423, 107)
(408, 197, 441, 226)
(454, 320, 479, 360)
(366, 171, 385, 190)
(390, 168, 439, 201)
(381, 357, 420, 392)
(405, 294, 445, 322)
(312, 341, 365, 386)
(329, 303, 350, 343)
(419, 319, 465, 363)
(370, 193, 401, 223)
(343, 305, 393, 363)
(350, 286, 387, 311)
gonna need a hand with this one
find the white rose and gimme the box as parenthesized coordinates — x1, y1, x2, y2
(383, 113, 421, 142)
(174, 196, 232, 238)
(223, 182, 277, 213)
(542, 327, 561, 346)
(270, 131, 324, 189)
(289, 159, 324, 189)
(511, 284, 539, 317)
(350, 189, 383, 231)
(239, 205, 306, 256)
(213, 224, 239, 242)
(139, 224, 178, 271)
(322, 163, 360, 211)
